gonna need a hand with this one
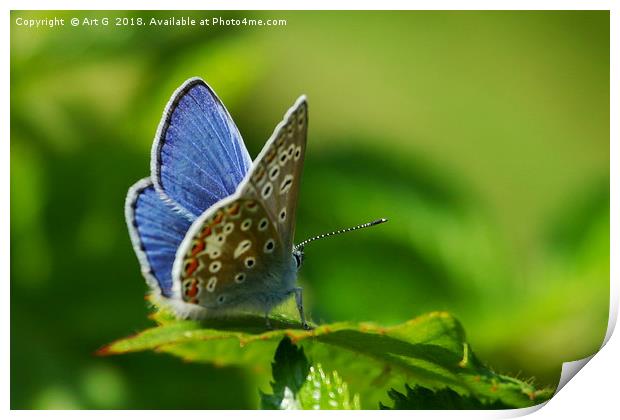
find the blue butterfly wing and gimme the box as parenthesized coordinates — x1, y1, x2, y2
(125, 178, 192, 297)
(151, 77, 252, 219)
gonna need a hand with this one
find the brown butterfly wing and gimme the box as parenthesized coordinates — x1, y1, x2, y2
(238, 97, 308, 251)
(174, 197, 293, 309)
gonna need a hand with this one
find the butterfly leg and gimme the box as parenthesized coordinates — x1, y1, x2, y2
(293, 287, 311, 330)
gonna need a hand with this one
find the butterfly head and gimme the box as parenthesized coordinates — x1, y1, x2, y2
(292, 247, 305, 270)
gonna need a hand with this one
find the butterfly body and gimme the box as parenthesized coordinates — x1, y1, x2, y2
(126, 77, 309, 326)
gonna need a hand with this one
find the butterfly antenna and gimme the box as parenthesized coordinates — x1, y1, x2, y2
(294, 218, 388, 251)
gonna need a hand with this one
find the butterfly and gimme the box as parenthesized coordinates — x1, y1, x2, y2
(125, 77, 386, 329)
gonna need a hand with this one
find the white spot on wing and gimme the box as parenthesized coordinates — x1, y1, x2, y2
(264, 239, 276, 254)
(261, 182, 273, 199)
(209, 261, 221, 273)
(258, 218, 269, 231)
(244, 256, 256, 268)
(234, 239, 252, 258)
(241, 218, 252, 231)
(207, 277, 217, 292)
(280, 175, 294, 195)
(209, 249, 221, 259)
(269, 165, 280, 180)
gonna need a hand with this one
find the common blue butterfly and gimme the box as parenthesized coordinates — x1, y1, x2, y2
(125, 77, 386, 328)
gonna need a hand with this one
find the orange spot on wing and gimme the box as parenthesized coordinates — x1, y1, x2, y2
(187, 280, 199, 297)
(252, 166, 266, 183)
(184, 258, 198, 276)
(200, 225, 212, 238)
(190, 240, 205, 256)
(265, 148, 276, 163)
(227, 203, 240, 216)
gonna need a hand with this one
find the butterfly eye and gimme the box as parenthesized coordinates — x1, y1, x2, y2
(293, 252, 303, 269)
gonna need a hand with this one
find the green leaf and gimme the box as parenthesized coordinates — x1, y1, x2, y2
(100, 308, 552, 409)
(260, 337, 360, 410)
(259, 337, 311, 409)
(297, 364, 361, 410)
(380, 384, 512, 409)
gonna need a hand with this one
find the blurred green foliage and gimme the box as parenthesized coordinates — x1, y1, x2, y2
(11, 10, 609, 409)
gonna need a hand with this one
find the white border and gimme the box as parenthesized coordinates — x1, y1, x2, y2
(5, 2, 616, 419)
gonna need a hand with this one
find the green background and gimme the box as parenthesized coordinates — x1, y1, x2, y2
(11, 10, 609, 409)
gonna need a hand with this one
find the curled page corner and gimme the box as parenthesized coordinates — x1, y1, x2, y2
(501, 285, 618, 416)
(552, 283, 618, 397)
(554, 355, 595, 395)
